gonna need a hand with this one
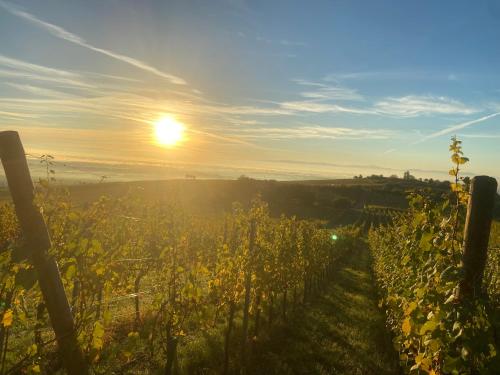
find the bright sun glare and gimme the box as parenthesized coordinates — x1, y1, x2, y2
(154, 116, 185, 146)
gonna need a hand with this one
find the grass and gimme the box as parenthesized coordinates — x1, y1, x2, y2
(249, 245, 400, 375)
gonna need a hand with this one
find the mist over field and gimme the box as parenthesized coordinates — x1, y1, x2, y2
(0, 156, 470, 187)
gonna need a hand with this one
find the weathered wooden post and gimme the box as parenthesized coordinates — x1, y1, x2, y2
(0, 131, 88, 375)
(459, 175, 498, 299)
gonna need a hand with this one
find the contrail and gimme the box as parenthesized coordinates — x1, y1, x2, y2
(414, 112, 500, 144)
(0, 1, 186, 85)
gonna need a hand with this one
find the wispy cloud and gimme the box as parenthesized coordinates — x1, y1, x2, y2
(6, 82, 75, 98)
(414, 112, 500, 143)
(0, 54, 77, 78)
(457, 133, 500, 139)
(256, 36, 306, 47)
(0, 54, 93, 88)
(0, 1, 186, 85)
(279, 101, 369, 114)
(324, 71, 418, 82)
(374, 95, 478, 117)
(274, 79, 369, 114)
(0, 110, 39, 120)
(292, 79, 364, 101)
(325, 71, 461, 82)
(279, 39, 307, 47)
(228, 125, 395, 140)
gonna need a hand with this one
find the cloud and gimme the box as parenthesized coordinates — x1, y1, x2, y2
(374, 95, 478, 117)
(228, 125, 395, 140)
(256, 36, 306, 47)
(324, 71, 417, 82)
(457, 133, 500, 139)
(0, 54, 77, 78)
(279, 40, 307, 47)
(0, 110, 39, 120)
(0, 54, 93, 88)
(414, 112, 500, 143)
(292, 78, 363, 101)
(279, 101, 369, 114)
(292, 78, 478, 118)
(325, 71, 463, 83)
(6, 82, 75, 98)
(0, 1, 186, 85)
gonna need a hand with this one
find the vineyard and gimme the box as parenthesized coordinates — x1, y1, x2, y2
(355, 206, 406, 232)
(369, 138, 499, 374)
(0, 185, 360, 374)
(0, 134, 498, 374)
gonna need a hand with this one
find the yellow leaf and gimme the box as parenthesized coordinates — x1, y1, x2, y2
(415, 288, 425, 299)
(401, 255, 410, 266)
(2, 309, 13, 327)
(92, 321, 105, 350)
(488, 343, 496, 358)
(31, 365, 41, 373)
(404, 301, 417, 316)
(123, 351, 132, 360)
(420, 320, 438, 335)
(420, 357, 432, 371)
(27, 344, 38, 356)
(402, 317, 411, 336)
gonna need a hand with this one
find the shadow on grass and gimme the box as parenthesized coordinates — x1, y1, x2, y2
(250, 246, 400, 375)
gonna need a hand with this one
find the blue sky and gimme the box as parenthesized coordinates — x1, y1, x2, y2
(1, 0, 500, 181)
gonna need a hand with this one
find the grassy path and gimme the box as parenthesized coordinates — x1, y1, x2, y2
(250, 246, 400, 375)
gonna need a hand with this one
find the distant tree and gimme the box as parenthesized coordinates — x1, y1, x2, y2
(390, 174, 398, 179)
(462, 176, 471, 191)
(238, 175, 253, 181)
(403, 170, 415, 180)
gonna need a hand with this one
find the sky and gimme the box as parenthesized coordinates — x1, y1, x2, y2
(1, 0, 500, 182)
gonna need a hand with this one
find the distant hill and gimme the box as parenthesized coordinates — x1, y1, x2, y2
(0, 176, 456, 226)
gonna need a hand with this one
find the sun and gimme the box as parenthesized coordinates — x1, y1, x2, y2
(154, 116, 185, 146)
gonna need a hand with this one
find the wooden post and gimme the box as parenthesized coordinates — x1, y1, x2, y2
(0, 131, 88, 375)
(459, 175, 497, 299)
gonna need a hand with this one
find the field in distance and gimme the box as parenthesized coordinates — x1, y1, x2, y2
(0, 175, 454, 226)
